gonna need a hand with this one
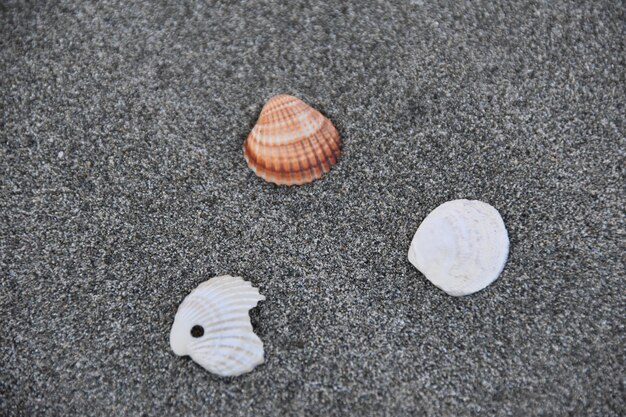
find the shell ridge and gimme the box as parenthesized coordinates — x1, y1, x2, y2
(195, 317, 254, 331)
(208, 349, 264, 375)
(322, 122, 341, 162)
(250, 116, 325, 149)
(293, 108, 326, 182)
(196, 275, 244, 289)
(195, 277, 259, 295)
(183, 297, 263, 323)
(193, 332, 263, 349)
(313, 123, 334, 172)
(204, 337, 264, 370)
(192, 339, 263, 367)
(276, 103, 293, 180)
(194, 348, 261, 374)
(250, 111, 326, 176)
(290, 108, 317, 183)
(301, 110, 332, 172)
(194, 280, 259, 296)
(199, 324, 257, 339)
(178, 297, 223, 325)
(192, 337, 263, 355)
(300, 136, 318, 183)
(185, 287, 262, 310)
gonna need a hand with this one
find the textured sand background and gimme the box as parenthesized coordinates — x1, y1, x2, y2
(1, 1, 624, 415)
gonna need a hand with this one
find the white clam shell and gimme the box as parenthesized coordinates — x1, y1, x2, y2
(169, 275, 265, 376)
(408, 199, 509, 296)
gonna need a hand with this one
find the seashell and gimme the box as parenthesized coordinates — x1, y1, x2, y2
(243, 94, 341, 185)
(169, 275, 265, 376)
(408, 199, 509, 296)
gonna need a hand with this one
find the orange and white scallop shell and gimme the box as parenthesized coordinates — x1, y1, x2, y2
(243, 94, 341, 186)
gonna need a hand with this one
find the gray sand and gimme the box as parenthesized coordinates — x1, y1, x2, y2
(1, 1, 624, 415)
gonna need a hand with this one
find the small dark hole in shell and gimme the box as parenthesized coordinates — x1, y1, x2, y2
(190, 325, 204, 338)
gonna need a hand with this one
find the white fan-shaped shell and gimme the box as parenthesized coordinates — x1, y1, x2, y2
(408, 199, 509, 296)
(169, 275, 265, 376)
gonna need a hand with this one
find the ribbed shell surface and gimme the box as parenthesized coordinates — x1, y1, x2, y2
(169, 275, 265, 376)
(243, 94, 341, 185)
(408, 200, 509, 296)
